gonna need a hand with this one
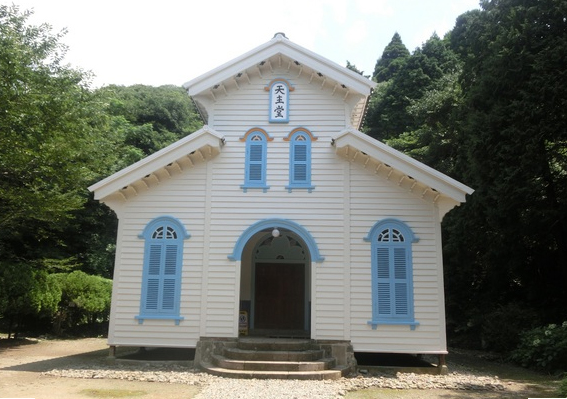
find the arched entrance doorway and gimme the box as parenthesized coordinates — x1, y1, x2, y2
(251, 231, 309, 335)
(229, 218, 324, 338)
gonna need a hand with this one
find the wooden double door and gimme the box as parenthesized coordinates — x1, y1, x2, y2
(253, 262, 308, 332)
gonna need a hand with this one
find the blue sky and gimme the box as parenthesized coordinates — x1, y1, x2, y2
(12, 0, 480, 87)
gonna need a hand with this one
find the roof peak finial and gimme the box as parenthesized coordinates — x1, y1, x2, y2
(273, 32, 288, 40)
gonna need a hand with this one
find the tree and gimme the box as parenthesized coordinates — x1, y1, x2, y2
(0, 263, 60, 337)
(443, 0, 567, 348)
(365, 33, 461, 144)
(99, 84, 202, 155)
(373, 32, 410, 82)
(346, 61, 369, 78)
(49, 271, 112, 333)
(0, 5, 113, 256)
(386, 70, 464, 176)
(0, 5, 120, 330)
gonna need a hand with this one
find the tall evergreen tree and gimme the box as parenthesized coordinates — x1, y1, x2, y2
(372, 32, 410, 82)
(365, 34, 460, 145)
(443, 0, 567, 348)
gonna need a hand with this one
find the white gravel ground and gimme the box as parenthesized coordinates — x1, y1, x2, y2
(44, 361, 505, 399)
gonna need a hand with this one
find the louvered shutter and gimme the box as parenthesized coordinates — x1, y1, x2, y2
(376, 247, 391, 316)
(375, 232, 410, 318)
(248, 143, 264, 182)
(162, 244, 178, 310)
(369, 221, 418, 329)
(145, 244, 162, 311)
(393, 247, 409, 316)
(292, 143, 308, 183)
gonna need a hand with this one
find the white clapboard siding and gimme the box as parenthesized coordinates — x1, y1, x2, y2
(106, 64, 449, 354)
(346, 160, 446, 353)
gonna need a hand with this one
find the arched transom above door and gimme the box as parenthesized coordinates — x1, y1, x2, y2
(255, 233, 306, 261)
(228, 218, 324, 262)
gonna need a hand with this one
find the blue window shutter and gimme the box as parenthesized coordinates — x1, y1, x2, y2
(148, 244, 161, 275)
(242, 132, 269, 190)
(376, 247, 391, 316)
(164, 244, 178, 275)
(393, 247, 409, 316)
(248, 144, 263, 181)
(145, 244, 162, 310)
(162, 279, 176, 310)
(137, 216, 189, 324)
(287, 131, 313, 191)
(367, 220, 419, 330)
(292, 143, 308, 183)
(161, 244, 179, 311)
(146, 279, 159, 310)
(395, 282, 409, 316)
(376, 247, 390, 278)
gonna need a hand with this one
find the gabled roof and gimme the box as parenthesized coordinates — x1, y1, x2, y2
(89, 126, 224, 201)
(332, 127, 474, 218)
(183, 33, 377, 129)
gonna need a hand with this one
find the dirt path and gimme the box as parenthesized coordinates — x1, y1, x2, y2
(0, 337, 560, 399)
(0, 338, 200, 399)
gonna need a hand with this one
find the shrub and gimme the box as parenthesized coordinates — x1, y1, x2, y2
(480, 303, 539, 352)
(510, 322, 567, 372)
(558, 376, 567, 398)
(48, 271, 112, 334)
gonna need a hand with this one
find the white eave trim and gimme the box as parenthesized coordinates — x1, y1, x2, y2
(183, 34, 376, 97)
(332, 127, 474, 203)
(89, 125, 224, 200)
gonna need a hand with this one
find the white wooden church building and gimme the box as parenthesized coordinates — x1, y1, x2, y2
(89, 33, 473, 368)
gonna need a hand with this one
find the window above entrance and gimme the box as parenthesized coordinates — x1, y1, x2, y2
(240, 128, 273, 193)
(255, 233, 306, 261)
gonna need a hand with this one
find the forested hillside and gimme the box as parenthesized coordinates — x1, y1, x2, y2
(0, 5, 202, 336)
(364, 0, 567, 356)
(1, 0, 566, 367)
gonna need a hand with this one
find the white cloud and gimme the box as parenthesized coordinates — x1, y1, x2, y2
(354, 0, 394, 16)
(13, 0, 481, 87)
(345, 20, 369, 45)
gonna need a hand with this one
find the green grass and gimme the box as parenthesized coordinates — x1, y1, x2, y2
(80, 389, 147, 398)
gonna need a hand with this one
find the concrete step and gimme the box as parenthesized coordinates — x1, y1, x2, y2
(223, 347, 324, 362)
(201, 361, 347, 380)
(212, 354, 336, 371)
(237, 338, 312, 352)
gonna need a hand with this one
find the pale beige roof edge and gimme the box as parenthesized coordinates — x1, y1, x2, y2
(332, 127, 474, 203)
(183, 33, 377, 97)
(88, 126, 224, 200)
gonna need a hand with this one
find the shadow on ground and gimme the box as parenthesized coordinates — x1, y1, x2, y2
(355, 352, 435, 368)
(0, 337, 39, 354)
(118, 347, 196, 361)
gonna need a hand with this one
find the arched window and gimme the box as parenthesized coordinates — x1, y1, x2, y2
(240, 128, 271, 192)
(135, 216, 190, 325)
(285, 128, 316, 192)
(364, 219, 419, 330)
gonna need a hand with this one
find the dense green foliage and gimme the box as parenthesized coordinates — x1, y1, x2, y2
(49, 271, 112, 334)
(510, 322, 567, 372)
(364, 0, 567, 358)
(0, 5, 202, 336)
(444, 0, 567, 350)
(99, 84, 202, 156)
(558, 376, 567, 397)
(0, 5, 110, 256)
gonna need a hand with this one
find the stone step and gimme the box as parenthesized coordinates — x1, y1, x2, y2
(237, 338, 312, 352)
(201, 361, 347, 380)
(212, 354, 336, 371)
(223, 347, 324, 362)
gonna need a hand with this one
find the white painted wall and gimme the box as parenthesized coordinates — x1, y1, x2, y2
(106, 66, 447, 354)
